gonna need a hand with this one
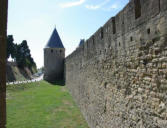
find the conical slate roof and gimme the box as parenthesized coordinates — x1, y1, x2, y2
(45, 28, 64, 48)
(79, 39, 85, 46)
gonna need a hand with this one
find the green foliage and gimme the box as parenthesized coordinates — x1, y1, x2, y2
(31, 65, 38, 74)
(7, 81, 89, 128)
(7, 35, 15, 59)
(7, 35, 37, 72)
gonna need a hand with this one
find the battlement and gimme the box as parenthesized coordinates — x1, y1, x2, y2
(65, 0, 167, 127)
(67, 0, 167, 61)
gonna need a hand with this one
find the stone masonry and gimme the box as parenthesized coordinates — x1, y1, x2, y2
(44, 28, 65, 82)
(65, 0, 167, 127)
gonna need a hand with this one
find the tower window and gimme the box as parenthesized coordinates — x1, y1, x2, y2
(130, 36, 133, 41)
(51, 49, 53, 53)
(134, 0, 141, 19)
(60, 50, 62, 53)
(147, 28, 150, 34)
(100, 50, 101, 54)
(119, 42, 121, 47)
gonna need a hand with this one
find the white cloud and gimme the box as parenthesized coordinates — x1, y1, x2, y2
(85, 5, 100, 10)
(85, 0, 110, 10)
(59, 0, 86, 8)
(110, 4, 119, 9)
(103, 3, 119, 11)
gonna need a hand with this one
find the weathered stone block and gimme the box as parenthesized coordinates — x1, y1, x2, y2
(65, 0, 167, 127)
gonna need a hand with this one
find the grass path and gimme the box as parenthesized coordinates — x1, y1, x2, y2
(7, 81, 89, 128)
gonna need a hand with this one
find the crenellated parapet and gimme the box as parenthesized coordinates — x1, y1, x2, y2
(65, 0, 167, 128)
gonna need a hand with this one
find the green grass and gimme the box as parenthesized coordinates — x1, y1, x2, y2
(7, 81, 89, 128)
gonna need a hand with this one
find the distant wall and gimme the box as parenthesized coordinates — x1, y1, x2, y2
(66, 0, 167, 127)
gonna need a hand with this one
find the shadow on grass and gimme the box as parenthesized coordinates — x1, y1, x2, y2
(45, 80, 65, 86)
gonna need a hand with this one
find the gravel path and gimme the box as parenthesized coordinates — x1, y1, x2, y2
(7, 74, 43, 85)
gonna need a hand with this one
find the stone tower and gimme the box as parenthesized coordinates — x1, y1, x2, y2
(44, 28, 65, 82)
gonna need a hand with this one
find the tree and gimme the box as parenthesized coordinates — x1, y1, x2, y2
(6, 35, 15, 59)
(14, 40, 37, 72)
(6, 36, 37, 73)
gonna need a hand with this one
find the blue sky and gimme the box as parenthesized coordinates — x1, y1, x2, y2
(8, 0, 129, 68)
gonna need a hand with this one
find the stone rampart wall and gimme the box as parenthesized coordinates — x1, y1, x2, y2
(65, 0, 167, 127)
